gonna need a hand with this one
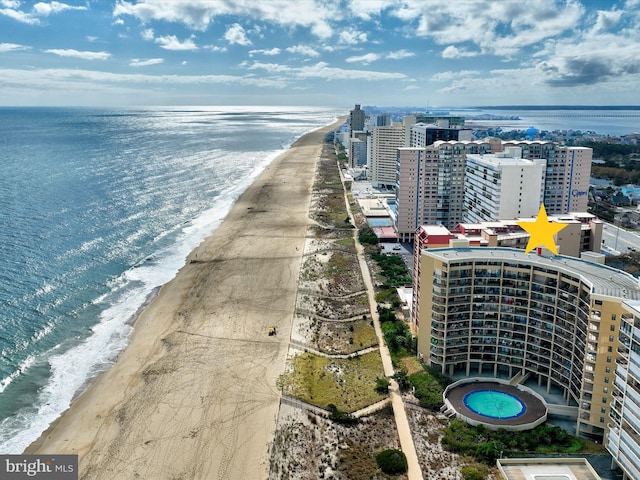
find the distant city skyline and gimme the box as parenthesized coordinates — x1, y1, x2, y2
(1, 0, 639, 107)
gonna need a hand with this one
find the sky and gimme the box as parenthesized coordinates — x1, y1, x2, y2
(1, 0, 640, 107)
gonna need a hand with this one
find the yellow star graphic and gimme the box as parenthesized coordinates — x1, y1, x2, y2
(517, 204, 569, 255)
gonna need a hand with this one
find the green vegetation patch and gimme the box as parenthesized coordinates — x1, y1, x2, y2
(442, 419, 588, 465)
(358, 226, 379, 245)
(372, 253, 411, 286)
(408, 369, 448, 410)
(315, 318, 378, 355)
(280, 351, 386, 413)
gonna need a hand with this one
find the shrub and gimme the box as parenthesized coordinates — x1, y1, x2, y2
(375, 449, 408, 474)
(408, 369, 448, 410)
(461, 466, 486, 480)
(375, 377, 390, 393)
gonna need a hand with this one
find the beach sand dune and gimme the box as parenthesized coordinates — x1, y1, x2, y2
(26, 119, 344, 480)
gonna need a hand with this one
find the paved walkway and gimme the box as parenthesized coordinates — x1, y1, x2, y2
(341, 171, 424, 480)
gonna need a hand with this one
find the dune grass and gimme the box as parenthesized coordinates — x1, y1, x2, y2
(281, 350, 386, 413)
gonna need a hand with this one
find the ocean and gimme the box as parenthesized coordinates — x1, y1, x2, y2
(0, 106, 341, 453)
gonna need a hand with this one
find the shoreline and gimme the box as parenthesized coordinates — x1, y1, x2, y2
(26, 117, 345, 479)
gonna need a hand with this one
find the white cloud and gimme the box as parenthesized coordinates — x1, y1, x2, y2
(0, 1, 20, 7)
(44, 49, 111, 60)
(431, 70, 480, 82)
(86, 36, 98, 42)
(593, 9, 623, 32)
(345, 53, 380, 64)
(141, 28, 154, 41)
(380, 0, 586, 59)
(249, 47, 281, 57)
(346, 0, 393, 20)
(0, 67, 288, 90)
(296, 61, 405, 81)
(246, 61, 292, 73)
(155, 35, 198, 51)
(0, 6, 39, 24)
(338, 28, 368, 45)
(32, 1, 86, 16)
(285, 45, 320, 57)
(224, 23, 251, 46)
(247, 60, 406, 81)
(442, 45, 478, 59)
(129, 58, 164, 67)
(386, 49, 414, 60)
(112, 0, 335, 38)
(209, 45, 227, 53)
(0, 42, 28, 52)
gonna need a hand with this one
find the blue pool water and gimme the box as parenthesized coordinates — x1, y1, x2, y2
(464, 389, 526, 419)
(366, 217, 392, 227)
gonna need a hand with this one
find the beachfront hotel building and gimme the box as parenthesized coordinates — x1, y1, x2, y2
(414, 247, 640, 439)
(607, 300, 640, 480)
(463, 150, 546, 223)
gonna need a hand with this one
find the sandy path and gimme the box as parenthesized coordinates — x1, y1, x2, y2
(26, 118, 344, 480)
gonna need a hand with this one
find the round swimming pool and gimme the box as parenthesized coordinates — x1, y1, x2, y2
(463, 389, 526, 419)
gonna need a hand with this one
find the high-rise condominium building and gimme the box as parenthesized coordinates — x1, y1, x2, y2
(392, 139, 591, 242)
(393, 141, 491, 242)
(410, 121, 473, 147)
(502, 141, 592, 214)
(608, 300, 640, 480)
(410, 215, 604, 325)
(349, 104, 365, 136)
(415, 247, 640, 440)
(370, 123, 406, 188)
(463, 150, 546, 223)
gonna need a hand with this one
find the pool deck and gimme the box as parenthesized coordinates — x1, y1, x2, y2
(446, 382, 547, 428)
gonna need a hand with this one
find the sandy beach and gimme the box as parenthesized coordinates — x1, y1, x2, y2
(26, 118, 344, 479)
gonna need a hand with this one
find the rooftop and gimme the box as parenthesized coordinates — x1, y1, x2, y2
(424, 247, 640, 300)
(497, 458, 601, 480)
(467, 153, 544, 167)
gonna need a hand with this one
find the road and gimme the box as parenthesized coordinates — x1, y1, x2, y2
(601, 222, 640, 255)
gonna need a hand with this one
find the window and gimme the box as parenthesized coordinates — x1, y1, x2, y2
(608, 346, 613, 353)
(606, 366, 611, 373)
(600, 417, 605, 423)
(601, 407, 607, 414)
(605, 377, 609, 383)
(610, 325, 616, 332)
(603, 387, 608, 393)
(602, 397, 607, 404)
(607, 356, 612, 363)
(609, 335, 615, 342)
(612, 314, 617, 321)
